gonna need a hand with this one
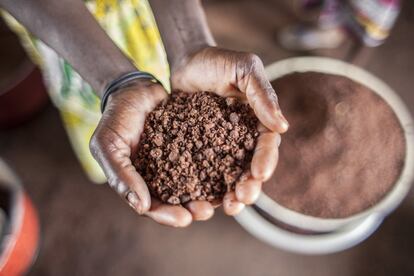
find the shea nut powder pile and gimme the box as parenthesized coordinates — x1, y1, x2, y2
(134, 91, 259, 205)
(264, 72, 406, 218)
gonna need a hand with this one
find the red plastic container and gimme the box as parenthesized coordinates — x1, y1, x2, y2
(0, 159, 40, 276)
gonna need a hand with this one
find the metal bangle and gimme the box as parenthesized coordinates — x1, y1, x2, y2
(100, 71, 162, 113)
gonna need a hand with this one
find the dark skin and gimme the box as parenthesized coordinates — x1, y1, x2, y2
(0, 0, 136, 95)
(0, 0, 288, 227)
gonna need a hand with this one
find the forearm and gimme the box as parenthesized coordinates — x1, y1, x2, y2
(149, 0, 216, 71)
(0, 0, 135, 96)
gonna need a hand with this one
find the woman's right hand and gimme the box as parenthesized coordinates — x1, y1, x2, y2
(89, 79, 215, 227)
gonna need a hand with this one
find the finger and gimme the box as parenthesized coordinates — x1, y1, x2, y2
(223, 192, 245, 216)
(237, 54, 289, 133)
(251, 126, 281, 181)
(145, 199, 192, 227)
(235, 176, 262, 205)
(185, 201, 215, 221)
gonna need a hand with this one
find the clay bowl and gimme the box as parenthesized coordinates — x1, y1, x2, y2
(0, 26, 48, 129)
(0, 59, 48, 129)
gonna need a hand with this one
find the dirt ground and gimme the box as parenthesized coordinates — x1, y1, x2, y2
(1, 1, 414, 275)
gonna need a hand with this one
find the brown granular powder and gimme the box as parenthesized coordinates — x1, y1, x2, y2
(263, 72, 406, 218)
(134, 91, 259, 205)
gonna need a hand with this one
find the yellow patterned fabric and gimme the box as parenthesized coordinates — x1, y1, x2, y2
(2, 0, 170, 183)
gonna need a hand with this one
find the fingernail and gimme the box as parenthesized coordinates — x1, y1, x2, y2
(277, 111, 289, 132)
(127, 192, 142, 214)
(276, 134, 282, 147)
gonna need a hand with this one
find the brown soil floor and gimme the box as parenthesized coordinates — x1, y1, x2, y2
(1, 1, 414, 275)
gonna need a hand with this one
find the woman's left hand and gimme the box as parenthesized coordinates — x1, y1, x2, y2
(170, 46, 289, 215)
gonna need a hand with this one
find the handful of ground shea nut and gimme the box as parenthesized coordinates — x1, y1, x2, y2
(134, 91, 259, 204)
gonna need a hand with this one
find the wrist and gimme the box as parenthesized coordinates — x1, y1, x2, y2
(156, 0, 217, 73)
(96, 63, 137, 98)
(169, 42, 214, 74)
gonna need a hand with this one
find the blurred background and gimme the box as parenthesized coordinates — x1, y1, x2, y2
(0, 0, 413, 275)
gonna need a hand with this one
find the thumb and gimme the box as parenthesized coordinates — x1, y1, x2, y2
(90, 126, 152, 214)
(237, 54, 289, 133)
